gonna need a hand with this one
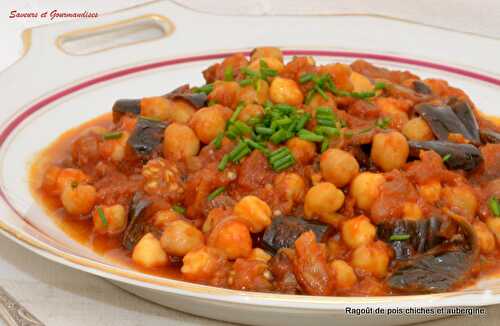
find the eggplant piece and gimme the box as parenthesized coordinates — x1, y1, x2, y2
(448, 99, 480, 144)
(413, 80, 432, 95)
(112, 99, 141, 122)
(388, 212, 479, 293)
(388, 250, 473, 293)
(408, 140, 483, 171)
(122, 193, 154, 250)
(415, 103, 476, 142)
(127, 117, 167, 157)
(165, 84, 207, 109)
(480, 129, 500, 144)
(377, 217, 443, 260)
(262, 216, 332, 253)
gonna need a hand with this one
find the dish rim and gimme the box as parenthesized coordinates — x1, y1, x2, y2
(2, 49, 500, 308)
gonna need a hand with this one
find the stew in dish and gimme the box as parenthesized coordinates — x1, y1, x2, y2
(31, 47, 500, 296)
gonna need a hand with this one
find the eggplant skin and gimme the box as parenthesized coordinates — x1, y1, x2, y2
(388, 250, 472, 293)
(262, 216, 331, 253)
(112, 99, 141, 122)
(480, 129, 500, 144)
(165, 84, 207, 109)
(377, 217, 443, 260)
(448, 99, 480, 144)
(413, 80, 432, 95)
(416, 103, 476, 142)
(122, 193, 153, 250)
(127, 117, 167, 157)
(408, 140, 483, 171)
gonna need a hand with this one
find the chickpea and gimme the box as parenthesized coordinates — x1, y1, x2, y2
(237, 104, 264, 122)
(274, 173, 305, 204)
(208, 81, 241, 109)
(326, 237, 348, 261)
(304, 182, 345, 220)
(371, 131, 409, 172)
(350, 172, 385, 211)
(251, 47, 283, 62)
(99, 131, 130, 162)
(341, 216, 376, 249)
(153, 209, 182, 228)
(140, 96, 170, 120)
(239, 80, 269, 105)
(181, 246, 225, 281)
(351, 241, 391, 278)
(202, 207, 228, 233)
(233, 196, 272, 233)
(442, 185, 478, 219)
(308, 93, 336, 110)
(189, 106, 227, 144)
(163, 123, 200, 160)
(402, 117, 434, 141)
(269, 77, 304, 106)
(474, 220, 496, 254)
(53, 168, 88, 195)
(417, 181, 442, 204)
(486, 217, 500, 245)
(320, 149, 360, 187)
(376, 98, 409, 130)
(318, 63, 353, 91)
(60, 183, 96, 215)
(132, 233, 168, 268)
(330, 260, 358, 290)
(248, 57, 284, 74)
(248, 248, 272, 263)
(93, 204, 127, 235)
(286, 137, 316, 164)
(160, 220, 205, 257)
(350, 72, 373, 93)
(208, 219, 252, 259)
(168, 99, 196, 124)
(402, 202, 423, 220)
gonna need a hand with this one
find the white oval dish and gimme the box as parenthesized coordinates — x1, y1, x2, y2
(0, 1, 500, 325)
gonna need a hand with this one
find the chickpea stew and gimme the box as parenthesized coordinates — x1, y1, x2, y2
(31, 47, 500, 296)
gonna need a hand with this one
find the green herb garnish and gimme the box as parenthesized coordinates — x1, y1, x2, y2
(224, 66, 234, 81)
(172, 204, 186, 215)
(218, 154, 230, 171)
(375, 117, 391, 129)
(211, 132, 224, 149)
(96, 206, 108, 227)
(298, 129, 324, 142)
(102, 131, 123, 140)
(488, 196, 500, 217)
(269, 147, 296, 172)
(389, 234, 410, 241)
(207, 186, 226, 201)
(192, 84, 213, 95)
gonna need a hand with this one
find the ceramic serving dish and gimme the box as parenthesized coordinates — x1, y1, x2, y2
(0, 1, 500, 325)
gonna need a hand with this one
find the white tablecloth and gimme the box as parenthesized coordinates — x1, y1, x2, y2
(0, 1, 499, 325)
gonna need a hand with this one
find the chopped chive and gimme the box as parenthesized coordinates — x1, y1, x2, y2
(273, 104, 296, 115)
(234, 121, 252, 135)
(305, 89, 316, 104)
(103, 131, 123, 140)
(488, 196, 500, 217)
(192, 84, 213, 95)
(172, 204, 186, 214)
(232, 147, 251, 162)
(316, 126, 340, 137)
(212, 132, 224, 149)
(96, 206, 108, 227)
(442, 153, 452, 162)
(224, 66, 234, 81)
(375, 117, 391, 129)
(207, 186, 226, 201)
(245, 139, 271, 156)
(298, 129, 324, 142)
(239, 79, 253, 87)
(218, 154, 230, 171)
(229, 102, 245, 125)
(276, 117, 292, 126)
(228, 142, 250, 161)
(295, 113, 311, 131)
(270, 129, 289, 144)
(269, 149, 290, 164)
(316, 107, 332, 115)
(374, 82, 386, 90)
(321, 138, 330, 153)
(299, 73, 315, 84)
(390, 234, 410, 241)
(225, 129, 238, 140)
(241, 67, 258, 77)
(314, 85, 328, 100)
(255, 126, 273, 135)
(273, 155, 296, 172)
